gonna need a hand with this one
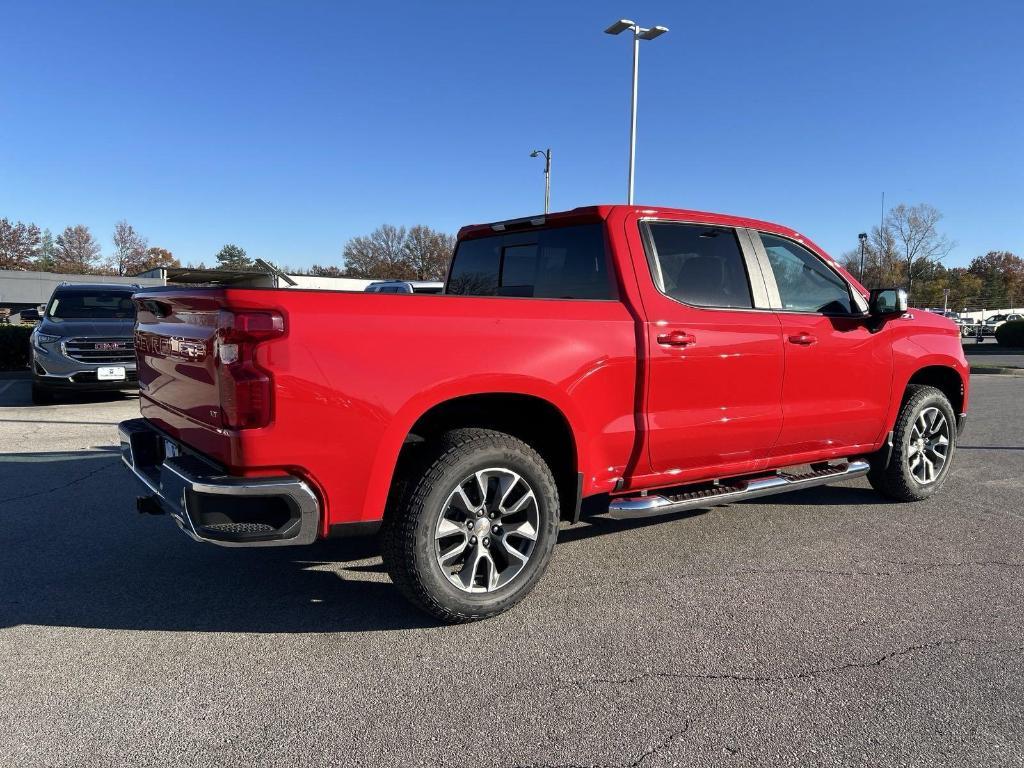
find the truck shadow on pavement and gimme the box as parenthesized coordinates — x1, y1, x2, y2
(0, 451, 441, 633)
(0, 450, 888, 634)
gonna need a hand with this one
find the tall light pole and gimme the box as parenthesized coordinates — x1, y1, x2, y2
(858, 232, 868, 281)
(604, 19, 669, 205)
(530, 148, 551, 213)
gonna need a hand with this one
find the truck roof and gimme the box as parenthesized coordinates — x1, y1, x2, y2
(458, 205, 809, 244)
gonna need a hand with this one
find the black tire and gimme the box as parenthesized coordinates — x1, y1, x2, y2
(382, 428, 560, 623)
(868, 384, 957, 501)
(31, 382, 55, 405)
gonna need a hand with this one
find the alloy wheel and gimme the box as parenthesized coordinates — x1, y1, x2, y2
(907, 406, 950, 485)
(434, 468, 540, 593)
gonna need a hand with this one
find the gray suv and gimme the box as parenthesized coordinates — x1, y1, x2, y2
(30, 284, 138, 403)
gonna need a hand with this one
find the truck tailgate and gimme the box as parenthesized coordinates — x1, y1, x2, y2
(135, 290, 225, 430)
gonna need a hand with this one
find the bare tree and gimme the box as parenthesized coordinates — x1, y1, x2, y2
(0, 218, 41, 270)
(403, 225, 455, 280)
(342, 224, 413, 279)
(55, 225, 103, 274)
(110, 220, 150, 276)
(887, 203, 954, 296)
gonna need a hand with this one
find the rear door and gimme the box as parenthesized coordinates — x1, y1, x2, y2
(633, 218, 785, 477)
(750, 230, 893, 458)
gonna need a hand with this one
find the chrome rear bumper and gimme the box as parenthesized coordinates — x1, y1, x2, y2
(118, 418, 320, 547)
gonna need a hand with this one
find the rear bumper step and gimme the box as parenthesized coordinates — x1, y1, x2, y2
(607, 460, 871, 520)
(118, 418, 320, 547)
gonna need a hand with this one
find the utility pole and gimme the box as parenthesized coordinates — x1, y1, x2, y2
(604, 19, 669, 204)
(858, 232, 868, 282)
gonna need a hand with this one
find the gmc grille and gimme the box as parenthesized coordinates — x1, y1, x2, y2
(62, 337, 136, 364)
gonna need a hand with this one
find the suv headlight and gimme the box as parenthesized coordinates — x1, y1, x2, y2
(34, 333, 61, 344)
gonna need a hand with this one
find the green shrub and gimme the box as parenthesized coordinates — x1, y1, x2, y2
(0, 325, 33, 371)
(995, 319, 1024, 348)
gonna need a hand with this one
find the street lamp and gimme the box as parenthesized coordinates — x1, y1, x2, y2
(858, 232, 868, 281)
(604, 19, 669, 205)
(530, 148, 551, 214)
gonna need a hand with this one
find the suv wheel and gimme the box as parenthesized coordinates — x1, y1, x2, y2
(382, 428, 560, 623)
(868, 384, 957, 501)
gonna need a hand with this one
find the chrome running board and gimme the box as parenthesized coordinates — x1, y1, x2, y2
(607, 460, 871, 520)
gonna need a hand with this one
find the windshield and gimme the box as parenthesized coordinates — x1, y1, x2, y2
(47, 291, 136, 320)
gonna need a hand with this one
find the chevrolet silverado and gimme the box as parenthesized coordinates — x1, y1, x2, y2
(119, 205, 968, 622)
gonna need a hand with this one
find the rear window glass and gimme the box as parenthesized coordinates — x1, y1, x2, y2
(47, 291, 136, 320)
(645, 223, 753, 308)
(447, 223, 616, 300)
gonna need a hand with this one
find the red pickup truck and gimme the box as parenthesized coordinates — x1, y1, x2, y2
(119, 205, 968, 622)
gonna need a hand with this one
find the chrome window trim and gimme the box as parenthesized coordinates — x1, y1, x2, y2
(750, 229, 870, 317)
(638, 218, 775, 313)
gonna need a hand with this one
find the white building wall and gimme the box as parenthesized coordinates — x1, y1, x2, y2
(0, 269, 165, 307)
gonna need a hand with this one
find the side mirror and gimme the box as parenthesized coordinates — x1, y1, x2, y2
(869, 288, 908, 317)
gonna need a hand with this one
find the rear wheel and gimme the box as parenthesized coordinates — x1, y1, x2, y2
(868, 384, 956, 501)
(382, 428, 560, 623)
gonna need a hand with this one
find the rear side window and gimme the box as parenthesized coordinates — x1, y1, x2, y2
(645, 223, 753, 308)
(447, 223, 616, 299)
(758, 233, 855, 314)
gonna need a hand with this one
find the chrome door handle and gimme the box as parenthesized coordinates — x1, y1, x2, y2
(787, 333, 817, 346)
(657, 331, 697, 347)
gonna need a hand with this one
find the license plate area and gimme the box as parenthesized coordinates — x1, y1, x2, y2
(97, 366, 126, 381)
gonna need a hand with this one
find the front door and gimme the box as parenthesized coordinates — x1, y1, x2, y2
(753, 231, 893, 459)
(634, 219, 785, 479)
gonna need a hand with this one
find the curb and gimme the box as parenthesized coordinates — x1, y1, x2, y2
(970, 365, 1024, 377)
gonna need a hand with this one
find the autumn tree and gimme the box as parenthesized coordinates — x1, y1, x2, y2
(339, 224, 454, 280)
(341, 224, 411, 279)
(309, 264, 345, 277)
(403, 225, 455, 280)
(0, 218, 41, 270)
(143, 247, 179, 271)
(215, 243, 252, 269)
(968, 251, 1024, 308)
(109, 220, 149, 276)
(54, 225, 103, 274)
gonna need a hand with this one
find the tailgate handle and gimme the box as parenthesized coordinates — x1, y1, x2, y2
(657, 330, 697, 347)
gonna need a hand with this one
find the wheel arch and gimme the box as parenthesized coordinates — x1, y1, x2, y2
(363, 386, 585, 524)
(905, 365, 966, 415)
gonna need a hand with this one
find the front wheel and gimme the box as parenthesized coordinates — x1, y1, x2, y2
(382, 428, 560, 623)
(868, 384, 957, 501)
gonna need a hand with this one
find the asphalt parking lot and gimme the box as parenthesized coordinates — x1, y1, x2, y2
(1, 375, 1022, 767)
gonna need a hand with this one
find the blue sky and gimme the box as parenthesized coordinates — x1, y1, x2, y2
(2, 0, 1022, 269)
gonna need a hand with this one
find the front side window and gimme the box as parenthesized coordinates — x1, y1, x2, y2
(446, 223, 616, 300)
(644, 223, 753, 309)
(759, 233, 855, 314)
(46, 291, 136, 320)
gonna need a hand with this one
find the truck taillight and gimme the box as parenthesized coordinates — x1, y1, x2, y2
(216, 310, 285, 429)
